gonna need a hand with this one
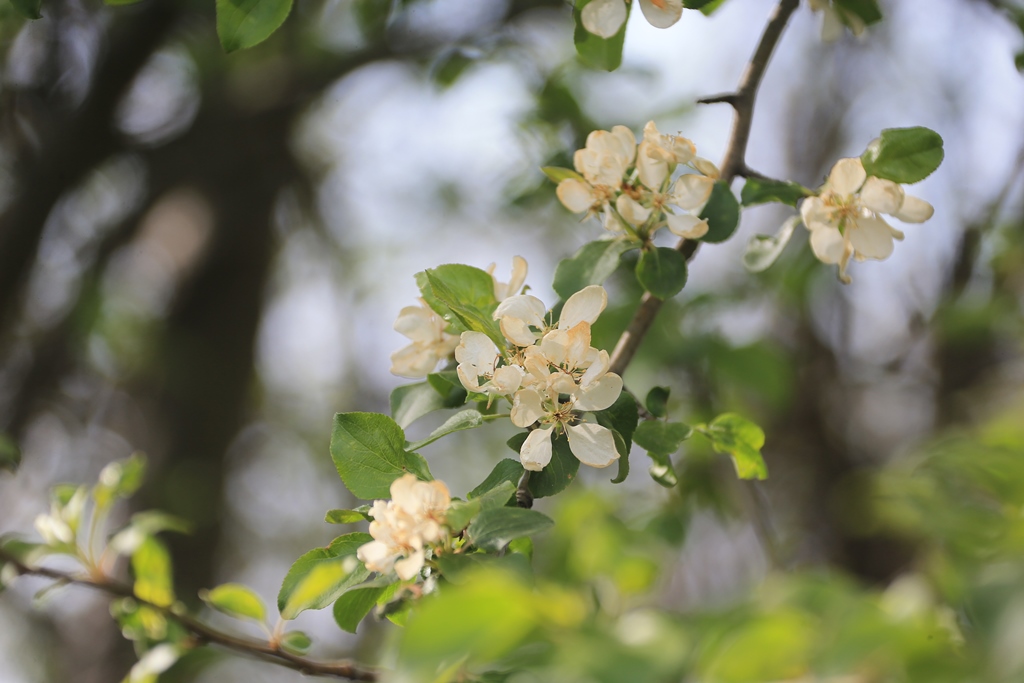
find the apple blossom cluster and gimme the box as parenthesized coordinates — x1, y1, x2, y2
(456, 284, 624, 471)
(356, 474, 452, 581)
(581, 0, 683, 39)
(801, 157, 933, 283)
(555, 121, 717, 243)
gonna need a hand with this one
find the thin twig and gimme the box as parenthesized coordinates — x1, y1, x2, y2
(608, 0, 800, 377)
(0, 549, 378, 681)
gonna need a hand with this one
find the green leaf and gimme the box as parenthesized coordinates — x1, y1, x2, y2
(541, 166, 585, 184)
(648, 455, 679, 488)
(9, 0, 41, 19)
(609, 430, 630, 484)
(333, 583, 399, 633)
(469, 508, 553, 552)
(469, 459, 525, 499)
(277, 533, 372, 620)
(743, 216, 800, 273)
(94, 452, 147, 507)
(216, 0, 293, 53)
(834, 0, 882, 25)
(427, 371, 469, 407)
(633, 421, 693, 457)
(861, 127, 944, 185)
(740, 178, 813, 207)
(423, 265, 503, 347)
(279, 630, 312, 655)
(331, 412, 429, 500)
(407, 409, 484, 451)
(325, 508, 371, 524)
(201, 583, 266, 623)
(507, 432, 579, 498)
(390, 382, 445, 429)
(698, 181, 741, 244)
(445, 499, 482, 534)
(700, 413, 768, 480)
(553, 239, 636, 301)
(595, 390, 639, 454)
(645, 387, 670, 419)
(0, 434, 21, 472)
(636, 247, 688, 300)
(573, 0, 630, 72)
(131, 537, 174, 608)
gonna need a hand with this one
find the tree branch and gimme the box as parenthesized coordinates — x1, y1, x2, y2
(608, 0, 800, 377)
(0, 549, 379, 681)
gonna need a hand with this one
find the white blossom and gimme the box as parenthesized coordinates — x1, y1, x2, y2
(801, 157, 933, 283)
(390, 300, 459, 379)
(808, 0, 866, 41)
(581, 0, 683, 38)
(489, 255, 529, 302)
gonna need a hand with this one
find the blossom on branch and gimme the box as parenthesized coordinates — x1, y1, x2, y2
(580, 0, 684, 39)
(389, 300, 459, 379)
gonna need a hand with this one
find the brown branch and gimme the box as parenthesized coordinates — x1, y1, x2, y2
(608, 0, 800, 377)
(0, 549, 379, 681)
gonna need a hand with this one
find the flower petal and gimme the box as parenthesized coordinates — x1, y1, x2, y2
(671, 174, 714, 210)
(556, 179, 596, 214)
(638, 0, 683, 29)
(692, 157, 720, 179)
(394, 549, 424, 581)
(511, 388, 546, 428)
(666, 213, 709, 239)
(616, 194, 652, 227)
(455, 331, 498, 371)
(849, 215, 896, 260)
(859, 177, 904, 215)
(808, 225, 846, 264)
(520, 427, 554, 471)
(578, 349, 609, 388)
(565, 422, 619, 468)
(560, 285, 608, 329)
(828, 157, 867, 196)
(390, 344, 440, 379)
(574, 372, 623, 411)
(800, 196, 832, 232)
(581, 0, 627, 38)
(610, 125, 637, 164)
(894, 194, 934, 223)
(636, 140, 669, 190)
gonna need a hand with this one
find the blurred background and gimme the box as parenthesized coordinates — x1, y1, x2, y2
(0, 0, 1023, 681)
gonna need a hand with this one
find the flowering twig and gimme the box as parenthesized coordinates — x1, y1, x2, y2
(608, 0, 800, 377)
(0, 548, 379, 682)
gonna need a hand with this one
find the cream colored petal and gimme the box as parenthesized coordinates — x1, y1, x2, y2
(849, 215, 895, 260)
(560, 285, 608, 329)
(455, 331, 498, 371)
(828, 157, 867, 196)
(692, 157, 719, 179)
(581, 0, 627, 38)
(492, 365, 525, 395)
(574, 372, 622, 411)
(859, 177, 904, 215)
(507, 256, 528, 295)
(800, 196, 833, 232)
(501, 318, 540, 347)
(894, 194, 934, 223)
(671, 174, 715, 210)
(820, 6, 843, 42)
(390, 344, 438, 379)
(578, 349, 610, 388)
(511, 388, 546, 427)
(394, 549, 425, 581)
(550, 372, 577, 396)
(357, 540, 396, 574)
(520, 427, 554, 472)
(456, 364, 484, 392)
(494, 294, 547, 326)
(523, 345, 551, 381)
(564, 322, 592, 370)
(557, 179, 596, 214)
(565, 422, 619, 468)
(808, 225, 846, 264)
(603, 209, 624, 234)
(394, 306, 438, 343)
(638, 0, 683, 28)
(540, 328, 569, 367)
(666, 213, 709, 239)
(616, 194, 652, 227)
(610, 125, 637, 164)
(637, 140, 669, 190)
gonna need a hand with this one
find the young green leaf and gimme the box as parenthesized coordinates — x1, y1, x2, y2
(645, 387, 670, 418)
(633, 421, 693, 456)
(507, 432, 579, 498)
(700, 413, 768, 480)
(407, 409, 484, 451)
(553, 239, 636, 301)
(9, 0, 42, 19)
(216, 0, 293, 53)
(743, 216, 800, 273)
(279, 631, 313, 655)
(333, 583, 399, 634)
(609, 430, 630, 484)
(861, 127, 944, 185)
(324, 508, 371, 524)
(423, 265, 503, 348)
(331, 412, 429, 500)
(541, 166, 585, 184)
(94, 452, 147, 507)
(201, 583, 266, 623)
(468, 507, 554, 551)
(573, 0, 630, 72)
(131, 537, 174, 608)
(390, 382, 445, 429)
(277, 533, 371, 620)
(469, 459, 525, 499)
(636, 247, 688, 300)
(740, 178, 813, 207)
(698, 181, 741, 243)
(427, 371, 469, 407)
(834, 0, 882, 25)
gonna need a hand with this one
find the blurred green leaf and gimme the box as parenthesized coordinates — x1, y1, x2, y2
(390, 382, 445, 429)
(132, 536, 174, 608)
(633, 421, 692, 456)
(325, 508, 371, 524)
(595, 391, 640, 453)
(554, 239, 636, 301)
(95, 452, 147, 507)
(645, 387, 670, 418)
(834, 0, 882, 25)
(201, 583, 266, 623)
(469, 507, 554, 551)
(740, 178, 812, 207)
(279, 630, 312, 654)
(861, 127, 944, 185)
(700, 413, 767, 480)
(743, 216, 800, 274)
(0, 433, 19, 473)
(277, 533, 371, 620)
(9, 0, 41, 19)
(636, 247, 688, 300)
(541, 166, 585, 184)
(407, 409, 485, 451)
(427, 371, 469, 407)
(573, 0, 630, 71)
(216, 0, 293, 53)
(698, 181, 741, 243)
(331, 412, 430, 500)
(333, 582, 399, 633)
(469, 459, 525, 499)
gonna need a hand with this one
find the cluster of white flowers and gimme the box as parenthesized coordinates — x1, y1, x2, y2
(356, 474, 452, 581)
(801, 157, 933, 283)
(390, 257, 530, 379)
(581, 0, 683, 39)
(556, 121, 717, 242)
(456, 284, 623, 471)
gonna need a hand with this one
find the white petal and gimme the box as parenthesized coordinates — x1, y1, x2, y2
(610, 125, 637, 164)
(492, 365, 525, 395)
(638, 0, 683, 28)
(394, 305, 438, 344)
(859, 177, 904, 215)
(564, 322, 592, 370)
(560, 285, 608, 329)
(808, 225, 846, 264)
(894, 194, 934, 223)
(394, 550, 425, 581)
(616, 194, 652, 227)
(565, 422, 619, 468)
(390, 344, 439, 379)
(581, 0, 627, 38)
(520, 427, 554, 471)
(540, 328, 569, 367)
(574, 373, 623, 411)
(828, 157, 867, 196)
(556, 179, 596, 213)
(494, 294, 546, 326)
(511, 388, 546, 428)
(357, 541, 397, 574)
(501, 318, 541, 347)
(666, 213, 709, 239)
(578, 349, 610, 388)
(455, 331, 498, 371)
(692, 157, 720, 179)
(820, 6, 843, 42)
(849, 215, 896, 260)
(800, 196, 833, 232)
(636, 140, 668, 190)
(507, 256, 528, 295)
(671, 174, 714, 210)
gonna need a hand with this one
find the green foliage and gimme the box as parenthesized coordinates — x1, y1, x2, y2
(407, 409, 486, 451)
(334, 582, 399, 633)
(428, 371, 470, 407)
(572, 0, 629, 71)
(698, 413, 768, 480)
(8, 0, 41, 19)
(636, 247, 688, 300)
(0, 433, 19, 473)
(131, 537, 175, 608)
(554, 239, 637, 301)
(740, 178, 812, 207)
(94, 452, 146, 508)
(698, 181, 741, 243)
(468, 507, 554, 551)
(390, 382, 446, 429)
(645, 386, 670, 418)
(469, 459, 525, 499)
(541, 166, 585, 184)
(331, 412, 432, 500)
(324, 508, 371, 524)
(201, 583, 266, 623)
(216, 0, 293, 53)
(420, 265, 503, 347)
(633, 420, 692, 456)
(595, 391, 640, 453)
(279, 630, 312, 654)
(834, 0, 883, 25)
(861, 127, 944, 185)
(508, 432, 579, 498)
(277, 533, 371, 620)
(743, 216, 800, 273)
